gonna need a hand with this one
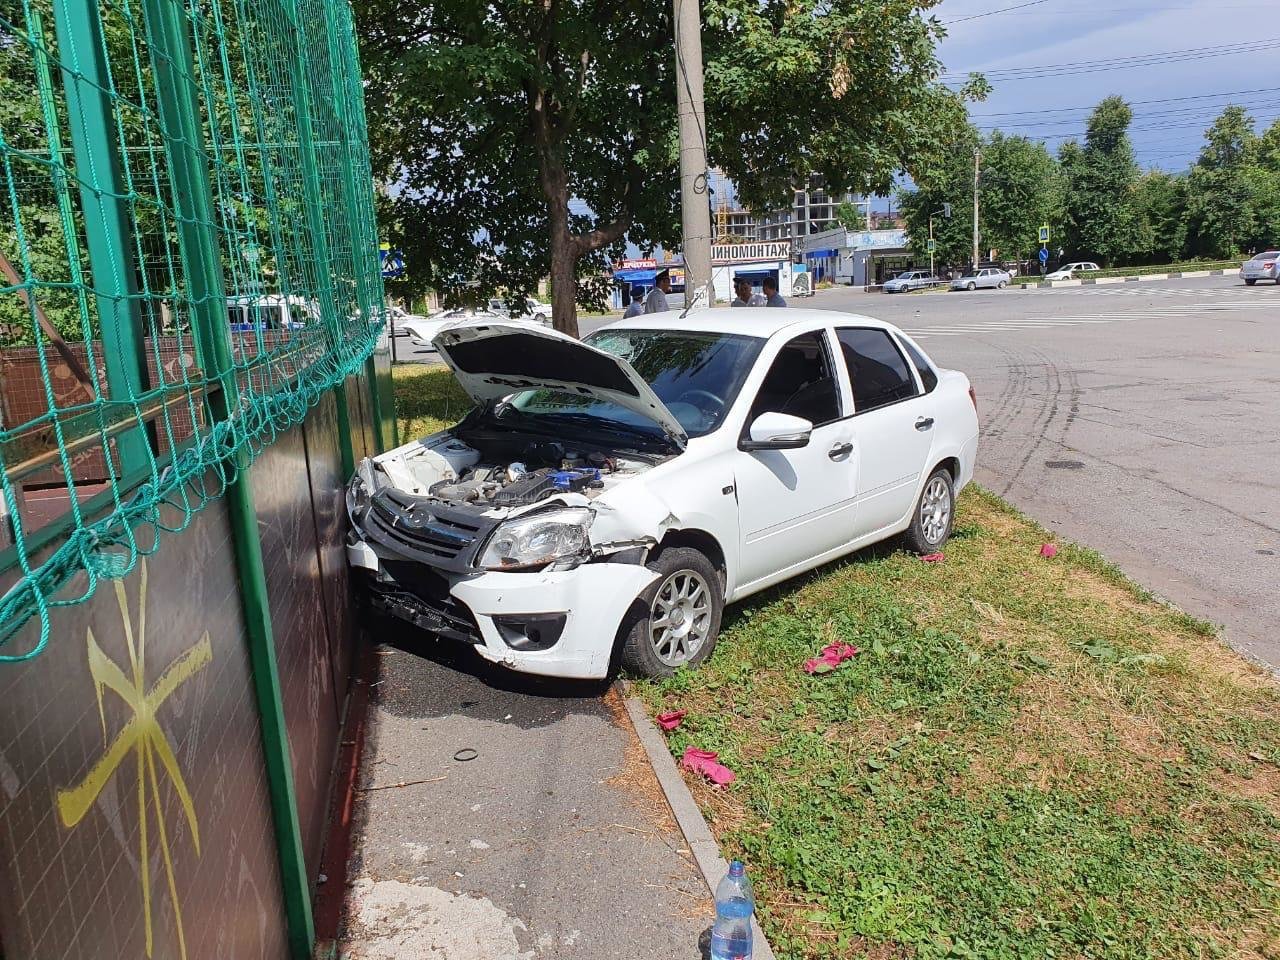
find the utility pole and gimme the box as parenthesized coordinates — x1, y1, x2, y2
(971, 147, 981, 268)
(673, 0, 712, 308)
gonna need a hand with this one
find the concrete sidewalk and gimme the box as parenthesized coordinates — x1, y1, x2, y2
(336, 628, 712, 960)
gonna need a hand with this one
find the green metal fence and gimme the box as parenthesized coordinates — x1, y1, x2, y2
(0, 0, 385, 657)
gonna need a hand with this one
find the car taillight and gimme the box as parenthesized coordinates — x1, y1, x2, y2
(968, 385, 978, 413)
(1264, 261, 1276, 269)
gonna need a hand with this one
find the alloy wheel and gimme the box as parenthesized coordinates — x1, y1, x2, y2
(920, 476, 952, 545)
(649, 570, 713, 666)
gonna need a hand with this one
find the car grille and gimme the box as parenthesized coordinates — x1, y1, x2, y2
(368, 563, 482, 644)
(363, 487, 497, 571)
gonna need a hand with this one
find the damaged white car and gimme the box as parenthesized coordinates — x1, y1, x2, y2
(346, 310, 979, 679)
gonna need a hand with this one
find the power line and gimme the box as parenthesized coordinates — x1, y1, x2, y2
(977, 102, 1280, 130)
(943, 37, 1280, 82)
(971, 85, 1280, 118)
(942, 0, 1048, 25)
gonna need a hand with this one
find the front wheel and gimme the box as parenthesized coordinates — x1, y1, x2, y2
(903, 467, 955, 554)
(618, 547, 724, 678)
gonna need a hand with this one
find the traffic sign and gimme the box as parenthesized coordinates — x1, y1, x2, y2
(926, 238, 936, 253)
(380, 245, 405, 279)
(1038, 247, 1049, 264)
(1038, 225, 1050, 243)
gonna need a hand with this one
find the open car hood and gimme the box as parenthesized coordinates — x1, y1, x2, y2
(432, 321, 688, 448)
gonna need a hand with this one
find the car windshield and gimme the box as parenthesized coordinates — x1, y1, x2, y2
(502, 329, 764, 439)
(1251, 251, 1279, 260)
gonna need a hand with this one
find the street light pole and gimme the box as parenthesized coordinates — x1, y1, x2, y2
(673, 0, 712, 308)
(929, 215, 934, 277)
(971, 147, 981, 268)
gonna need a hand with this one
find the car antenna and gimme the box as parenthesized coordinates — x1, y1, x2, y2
(679, 283, 710, 319)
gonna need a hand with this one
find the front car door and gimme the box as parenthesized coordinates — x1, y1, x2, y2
(835, 327, 937, 538)
(733, 328, 857, 591)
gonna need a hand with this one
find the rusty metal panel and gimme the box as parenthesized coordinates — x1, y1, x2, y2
(0, 500, 289, 960)
(250, 421, 340, 882)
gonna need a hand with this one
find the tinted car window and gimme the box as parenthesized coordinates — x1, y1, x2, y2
(747, 331, 841, 426)
(1251, 250, 1280, 260)
(898, 337, 938, 393)
(836, 328, 919, 412)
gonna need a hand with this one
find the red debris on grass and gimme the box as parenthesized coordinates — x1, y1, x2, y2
(1040, 543, 1059, 558)
(921, 552, 945, 563)
(803, 642, 860, 675)
(656, 709, 687, 732)
(681, 747, 736, 787)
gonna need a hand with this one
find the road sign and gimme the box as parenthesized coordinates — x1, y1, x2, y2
(926, 238, 936, 253)
(1038, 225, 1050, 243)
(380, 245, 405, 279)
(1038, 247, 1049, 264)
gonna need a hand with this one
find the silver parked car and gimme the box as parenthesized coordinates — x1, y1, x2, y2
(1240, 250, 1279, 285)
(950, 267, 1011, 291)
(883, 270, 941, 293)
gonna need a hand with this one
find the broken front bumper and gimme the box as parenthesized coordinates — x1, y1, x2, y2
(349, 538, 657, 680)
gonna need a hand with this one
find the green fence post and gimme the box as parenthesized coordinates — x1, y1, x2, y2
(50, 0, 151, 472)
(136, 0, 314, 955)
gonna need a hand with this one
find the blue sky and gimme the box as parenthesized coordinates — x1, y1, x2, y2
(935, 0, 1280, 172)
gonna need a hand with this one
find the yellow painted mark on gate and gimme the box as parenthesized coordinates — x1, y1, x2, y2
(55, 561, 211, 960)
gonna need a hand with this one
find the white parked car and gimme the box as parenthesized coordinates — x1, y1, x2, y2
(1240, 250, 1279, 285)
(949, 267, 1011, 291)
(1044, 261, 1101, 281)
(488, 296, 553, 320)
(399, 308, 507, 347)
(346, 310, 979, 680)
(883, 270, 941, 293)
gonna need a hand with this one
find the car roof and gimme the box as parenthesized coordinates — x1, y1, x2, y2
(595, 307, 901, 340)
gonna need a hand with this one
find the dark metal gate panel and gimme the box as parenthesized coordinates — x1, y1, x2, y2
(0, 502, 289, 960)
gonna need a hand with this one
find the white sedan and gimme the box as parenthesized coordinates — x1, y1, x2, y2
(346, 309, 979, 679)
(1045, 261, 1101, 281)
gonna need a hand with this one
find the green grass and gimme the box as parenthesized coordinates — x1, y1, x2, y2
(392, 362, 473, 440)
(636, 489, 1280, 960)
(1012, 259, 1241, 284)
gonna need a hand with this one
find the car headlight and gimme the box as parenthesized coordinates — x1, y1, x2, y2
(478, 507, 593, 571)
(347, 472, 372, 526)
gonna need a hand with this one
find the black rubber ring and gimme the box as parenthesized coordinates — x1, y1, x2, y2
(453, 748, 478, 762)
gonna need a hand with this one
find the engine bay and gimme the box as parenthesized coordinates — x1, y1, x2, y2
(370, 431, 661, 511)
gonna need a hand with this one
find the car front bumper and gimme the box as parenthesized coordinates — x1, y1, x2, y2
(349, 538, 658, 679)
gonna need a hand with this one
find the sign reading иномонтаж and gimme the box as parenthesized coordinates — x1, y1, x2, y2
(711, 241, 791, 264)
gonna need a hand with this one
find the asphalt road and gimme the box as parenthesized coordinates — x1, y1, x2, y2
(808, 277, 1279, 672)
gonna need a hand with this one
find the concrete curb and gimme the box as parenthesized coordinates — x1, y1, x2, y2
(1017, 268, 1232, 289)
(621, 692, 778, 960)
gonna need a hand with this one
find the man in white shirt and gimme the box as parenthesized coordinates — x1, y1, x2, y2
(731, 277, 765, 307)
(645, 270, 671, 313)
(762, 276, 787, 307)
(622, 286, 645, 318)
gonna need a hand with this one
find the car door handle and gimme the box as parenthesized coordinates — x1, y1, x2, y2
(828, 442, 853, 460)
(915, 417, 935, 431)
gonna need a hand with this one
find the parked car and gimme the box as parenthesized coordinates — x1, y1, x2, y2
(883, 270, 941, 293)
(1044, 261, 1101, 281)
(399, 308, 506, 347)
(1240, 250, 1279, 285)
(386, 304, 429, 336)
(949, 268, 1011, 291)
(488, 296, 553, 320)
(346, 310, 979, 679)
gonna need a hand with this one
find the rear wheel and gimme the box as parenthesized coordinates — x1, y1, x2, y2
(997, 280, 1008, 289)
(1245, 278, 1257, 286)
(618, 547, 724, 678)
(966, 281, 976, 291)
(903, 467, 955, 555)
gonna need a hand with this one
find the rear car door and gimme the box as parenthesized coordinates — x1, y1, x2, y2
(836, 327, 937, 538)
(734, 329, 857, 587)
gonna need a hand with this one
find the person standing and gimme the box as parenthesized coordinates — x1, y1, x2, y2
(623, 285, 645, 318)
(762, 276, 787, 307)
(731, 277, 764, 307)
(645, 270, 672, 313)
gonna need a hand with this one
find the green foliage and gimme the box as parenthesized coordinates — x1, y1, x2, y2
(1059, 96, 1143, 265)
(636, 488, 1280, 959)
(353, 0, 984, 331)
(1184, 106, 1277, 259)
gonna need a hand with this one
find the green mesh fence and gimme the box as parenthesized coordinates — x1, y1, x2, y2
(0, 0, 385, 657)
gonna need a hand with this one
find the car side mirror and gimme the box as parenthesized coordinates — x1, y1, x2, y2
(740, 412, 813, 451)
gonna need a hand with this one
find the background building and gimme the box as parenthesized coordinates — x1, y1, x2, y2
(754, 175, 867, 242)
(799, 226, 914, 287)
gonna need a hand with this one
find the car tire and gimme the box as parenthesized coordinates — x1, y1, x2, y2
(966, 281, 976, 291)
(1245, 279, 1256, 285)
(998, 280, 1007, 289)
(618, 546, 724, 678)
(903, 467, 955, 555)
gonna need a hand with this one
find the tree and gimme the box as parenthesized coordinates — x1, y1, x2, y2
(1058, 96, 1143, 265)
(354, 0, 985, 336)
(975, 132, 1060, 263)
(834, 200, 867, 231)
(1131, 171, 1188, 264)
(897, 130, 979, 268)
(1185, 106, 1265, 258)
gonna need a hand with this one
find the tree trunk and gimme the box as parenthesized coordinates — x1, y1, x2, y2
(548, 218, 579, 339)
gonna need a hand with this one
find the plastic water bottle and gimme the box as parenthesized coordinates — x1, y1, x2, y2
(710, 860, 754, 960)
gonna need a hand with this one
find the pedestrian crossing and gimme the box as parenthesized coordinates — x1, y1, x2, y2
(905, 284, 1274, 338)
